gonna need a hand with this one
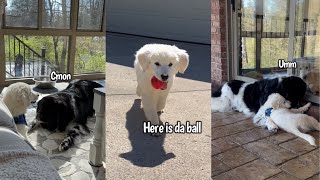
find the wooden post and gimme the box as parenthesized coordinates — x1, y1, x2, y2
(287, 0, 297, 76)
(89, 87, 106, 167)
(41, 47, 46, 75)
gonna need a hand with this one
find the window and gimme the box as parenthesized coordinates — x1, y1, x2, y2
(42, 0, 71, 29)
(0, 0, 106, 83)
(5, 0, 38, 28)
(237, 0, 319, 77)
(78, 0, 104, 30)
(75, 36, 105, 74)
(5, 35, 68, 78)
(233, 0, 319, 101)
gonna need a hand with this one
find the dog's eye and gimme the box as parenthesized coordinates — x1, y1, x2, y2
(155, 62, 160, 66)
(168, 63, 173, 67)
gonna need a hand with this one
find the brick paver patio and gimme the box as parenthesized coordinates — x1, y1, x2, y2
(212, 112, 320, 180)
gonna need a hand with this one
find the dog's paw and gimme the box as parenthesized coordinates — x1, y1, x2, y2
(267, 125, 279, 133)
(303, 102, 312, 112)
(268, 128, 278, 134)
(27, 121, 38, 133)
(59, 141, 70, 151)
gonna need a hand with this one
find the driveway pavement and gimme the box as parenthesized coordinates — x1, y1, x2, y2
(107, 32, 211, 83)
(106, 33, 211, 179)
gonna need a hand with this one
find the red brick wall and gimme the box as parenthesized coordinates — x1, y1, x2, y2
(211, 0, 228, 91)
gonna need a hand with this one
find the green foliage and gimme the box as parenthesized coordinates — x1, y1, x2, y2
(74, 36, 105, 74)
(4, 35, 105, 74)
(241, 0, 320, 71)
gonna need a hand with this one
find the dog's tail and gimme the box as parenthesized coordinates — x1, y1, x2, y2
(59, 124, 90, 151)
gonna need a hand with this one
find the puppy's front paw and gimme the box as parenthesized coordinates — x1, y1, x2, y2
(28, 121, 38, 133)
(267, 125, 279, 133)
(303, 102, 312, 112)
(268, 127, 278, 133)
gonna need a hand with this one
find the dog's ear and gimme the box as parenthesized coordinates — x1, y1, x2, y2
(177, 49, 189, 74)
(136, 50, 150, 71)
(17, 88, 30, 107)
(271, 100, 280, 110)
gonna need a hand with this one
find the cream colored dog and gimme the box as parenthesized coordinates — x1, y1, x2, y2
(256, 93, 319, 146)
(303, 70, 319, 95)
(2, 82, 39, 139)
(134, 44, 189, 132)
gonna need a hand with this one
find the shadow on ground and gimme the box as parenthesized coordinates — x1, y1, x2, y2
(119, 99, 175, 167)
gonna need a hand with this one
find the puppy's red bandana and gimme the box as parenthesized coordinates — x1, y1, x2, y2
(151, 76, 167, 90)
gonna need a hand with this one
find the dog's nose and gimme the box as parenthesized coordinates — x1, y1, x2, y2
(161, 75, 169, 81)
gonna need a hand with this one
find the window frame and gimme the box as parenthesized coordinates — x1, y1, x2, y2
(0, 0, 106, 86)
(229, 0, 319, 103)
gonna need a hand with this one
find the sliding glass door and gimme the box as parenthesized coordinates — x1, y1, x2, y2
(231, 0, 319, 102)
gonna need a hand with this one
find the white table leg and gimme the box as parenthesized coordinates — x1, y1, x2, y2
(89, 92, 105, 166)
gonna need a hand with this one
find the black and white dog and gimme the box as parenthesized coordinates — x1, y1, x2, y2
(212, 76, 307, 117)
(31, 79, 103, 151)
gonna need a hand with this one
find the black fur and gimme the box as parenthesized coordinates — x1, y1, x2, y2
(213, 80, 245, 97)
(213, 76, 307, 113)
(36, 79, 103, 150)
(228, 80, 245, 95)
(212, 86, 222, 97)
(243, 78, 281, 113)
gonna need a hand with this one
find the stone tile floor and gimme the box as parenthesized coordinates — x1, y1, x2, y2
(212, 112, 320, 180)
(23, 82, 105, 180)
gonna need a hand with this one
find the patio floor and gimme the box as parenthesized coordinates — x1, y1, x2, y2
(212, 111, 320, 180)
(0, 81, 106, 180)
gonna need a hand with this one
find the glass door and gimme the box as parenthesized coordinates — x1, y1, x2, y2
(232, 0, 319, 102)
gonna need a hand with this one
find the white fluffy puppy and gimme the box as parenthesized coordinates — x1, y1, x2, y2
(2, 82, 39, 139)
(134, 44, 189, 128)
(255, 93, 319, 146)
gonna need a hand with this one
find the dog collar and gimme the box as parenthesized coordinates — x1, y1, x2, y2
(14, 114, 27, 125)
(265, 108, 273, 117)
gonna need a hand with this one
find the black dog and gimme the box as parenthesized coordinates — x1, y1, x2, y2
(212, 76, 307, 115)
(33, 79, 103, 151)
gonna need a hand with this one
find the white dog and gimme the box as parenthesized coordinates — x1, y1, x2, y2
(254, 93, 319, 146)
(2, 82, 39, 139)
(134, 44, 189, 131)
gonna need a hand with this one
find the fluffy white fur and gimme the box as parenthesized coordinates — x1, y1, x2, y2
(134, 44, 189, 129)
(2, 82, 39, 139)
(255, 93, 319, 146)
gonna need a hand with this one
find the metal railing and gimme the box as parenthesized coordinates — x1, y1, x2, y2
(5, 35, 55, 78)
